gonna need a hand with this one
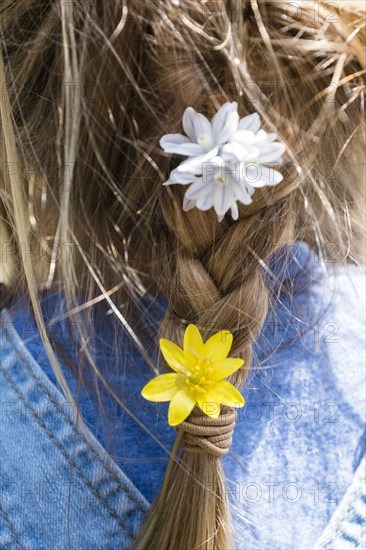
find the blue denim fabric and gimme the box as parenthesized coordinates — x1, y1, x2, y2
(313, 453, 366, 549)
(0, 313, 149, 549)
(1, 241, 365, 549)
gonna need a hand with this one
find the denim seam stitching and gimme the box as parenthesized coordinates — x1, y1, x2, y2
(324, 491, 365, 548)
(0, 364, 136, 541)
(2, 320, 146, 513)
(0, 505, 22, 550)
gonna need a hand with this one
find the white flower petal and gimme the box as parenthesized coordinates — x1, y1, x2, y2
(236, 163, 258, 185)
(230, 201, 239, 220)
(184, 178, 214, 201)
(163, 168, 197, 186)
(177, 147, 219, 173)
(230, 129, 256, 145)
(221, 142, 251, 163)
(257, 142, 287, 163)
(213, 184, 235, 217)
(218, 111, 240, 144)
(247, 147, 263, 161)
(233, 182, 254, 204)
(253, 129, 269, 143)
(248, 183, 256, 196)
(238, 112, 261, 133)
(160, 139, 204, 157)
(211, 102, 238, 143)
(182, 107, 198, 141)
(174, 143, 206, 156)
(266, 168, 284, 185)
(182, 195, 196, 211)
(244, 164, 283, 187)
(159, 133, 190, 151)
(195, 190, 215, 211)
(193, 114, 212, 139)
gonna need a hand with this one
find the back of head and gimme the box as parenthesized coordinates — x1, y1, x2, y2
(0, 1, 365, 548)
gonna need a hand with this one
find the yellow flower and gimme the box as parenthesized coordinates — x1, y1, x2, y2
(141, 324, 245, 426)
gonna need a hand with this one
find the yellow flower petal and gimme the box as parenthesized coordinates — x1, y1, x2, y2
(196, 390, 221, 418)
(141, 373, 183, 402)
(211, 358, 244, 380)
(203, 330, 233, 361)
(209, 380, 245, 408)
(168, 386, 196, 426)
(160, 338, 193, 375)
(183, 324, 204, 357)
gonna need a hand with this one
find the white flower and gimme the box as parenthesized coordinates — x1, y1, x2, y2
(159, 102, 239, 173)
(165, 157, 273, 222)
(160, 105, 287, 222)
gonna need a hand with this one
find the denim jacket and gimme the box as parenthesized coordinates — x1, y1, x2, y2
(0, 307, 149, 549)
(0, 241, 365, 549)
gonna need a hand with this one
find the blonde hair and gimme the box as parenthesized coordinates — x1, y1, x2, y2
(0, 1, 365, 548)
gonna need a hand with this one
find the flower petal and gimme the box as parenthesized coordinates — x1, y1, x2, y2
(246, 165, 283, 187)
(232, 181, 254, 205)
(213, 184, 235, 218)
(218, 111, 239, 144)
(159, 133, 191, 152)
(177, 147, 219, 173)
(253, 129, 270, 143)
(183, 324, 205, 357)
(211, 357, 245, 380)
(160, 339, 194, 375)
(193, 113, 213, 140)
(266, 132, 279, 142)
(203, 330, 233, 361)
(195, 189, 215, 211)
(141, 373, 182, 401)
(257, 142, 287, 163)
(168, 386, 196, 426)
(160, 133, 205, 156)
(182, 107, 198, 141)
(182, 195, 196, 211)
(238, 112, 261, 133)
(163, 168, 197, 186)
(184, 178, 214, 201)
(230, 201, 239, 220)
(230, 129, 256, 146)
(171, 142, 206, 157)
(211, 102, 239, 143)
(221, 142, 249, 162)
(209, 379, 245, 408)
(267, 168, 284, 185)
(211, 102, 236, 134)
(196, 390, 221, 418)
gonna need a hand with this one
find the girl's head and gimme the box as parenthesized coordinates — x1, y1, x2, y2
(0, 1, 365, 548)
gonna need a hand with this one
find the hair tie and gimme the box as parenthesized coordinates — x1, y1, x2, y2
(159, 102, 287, 222)
(141, 323, 245, 427)
(179, 409, 237, 457)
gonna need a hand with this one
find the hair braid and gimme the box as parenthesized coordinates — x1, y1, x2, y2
(134, 190, 295, 549)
